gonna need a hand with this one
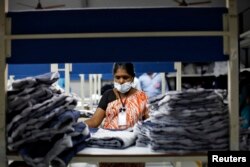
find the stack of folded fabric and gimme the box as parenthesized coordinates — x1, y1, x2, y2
(87, 128, 136, 149)
(135, 89, 229, 153)
(7, 72, 90, 167)
(240, 128, 250, 151)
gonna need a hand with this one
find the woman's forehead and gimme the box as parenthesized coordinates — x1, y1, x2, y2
(114, 68, 129, 75)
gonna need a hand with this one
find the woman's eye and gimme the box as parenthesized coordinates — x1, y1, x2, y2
(115, 76, 130, 80)
(123, 76, 129, 80)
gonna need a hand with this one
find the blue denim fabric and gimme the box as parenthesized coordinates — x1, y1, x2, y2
(87, 128, 136, 149)
(240, 128, 250, 151)
(18, 122, 89, 167)
(12, 72, 60, 90)
(7, 88, 26, 96)
(12, 77, 37, 90)
(8, 109, 79, 150)
(8, 86, 54, 123)
(43, 110, 80, 129)
(19, 134, 72, 167)
(69, 122, 89, 137)
(51, 132, 91, 167)
(8, 95, 76, 141)
(35, 72, 60, 85)
(136, 89, 229, 152)
(23, 110, 81, 139)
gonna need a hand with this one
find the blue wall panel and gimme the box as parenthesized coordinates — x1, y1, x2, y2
(8, 64, 50, 79)
(7, 37, 227, 64)
(6, 8, 228, 64)
(8, 8, 227, 34)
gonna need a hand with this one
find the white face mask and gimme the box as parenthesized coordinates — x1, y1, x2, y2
(114, 82, 132, 93)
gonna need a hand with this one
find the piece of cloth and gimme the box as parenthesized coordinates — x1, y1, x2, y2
(7, 95, 77, 145)
(87, 128, 136, 149)
(7, 94, 67, 133)
(51, 134, 90, 167)
(19, 134, 72, 167)
(7, 86, 54, 123)
(7, 72, 91, 167)
(8, 103, 78, 150)
(135, 89, 229, 152)
(12, 72, 60, 90)
(240, 128, 250, 151)
(18, 122, 90, 167)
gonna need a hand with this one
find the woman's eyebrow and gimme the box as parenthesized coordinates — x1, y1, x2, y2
(115, 76, 130, 78)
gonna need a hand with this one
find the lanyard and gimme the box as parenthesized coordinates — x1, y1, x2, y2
(117, 92, 128, 112)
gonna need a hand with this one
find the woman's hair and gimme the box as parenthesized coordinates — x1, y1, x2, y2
(113, 62, 135, 77)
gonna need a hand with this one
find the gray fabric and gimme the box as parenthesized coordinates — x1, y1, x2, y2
(135, 89, 229, 152)
(8, 97, 77, 146)
(12, 77, 37, 90)
(8, 86, 54, 118)
(87, 128, 136, 149)
(7, 94, 72, 136)
(7, 72, 91, 167)
(18, 123, 90, 167)
(12, 72, 60, 90)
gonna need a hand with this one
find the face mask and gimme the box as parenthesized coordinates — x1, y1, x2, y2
(114, 82, 132, 93)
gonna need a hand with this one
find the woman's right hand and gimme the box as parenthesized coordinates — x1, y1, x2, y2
(84, 108, 105, 128)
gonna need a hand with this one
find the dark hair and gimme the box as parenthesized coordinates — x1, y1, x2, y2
(101, 84, 114, 95)
(113, 62, 135, 77)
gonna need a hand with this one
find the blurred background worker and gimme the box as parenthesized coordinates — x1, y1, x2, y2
(139, 72, 169, 99)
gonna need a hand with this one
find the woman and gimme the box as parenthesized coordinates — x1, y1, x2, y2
(85, 62, 149, 167)
(85, 62, 149, 129)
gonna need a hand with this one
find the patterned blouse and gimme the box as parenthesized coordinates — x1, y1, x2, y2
(98, 89, 148, 129)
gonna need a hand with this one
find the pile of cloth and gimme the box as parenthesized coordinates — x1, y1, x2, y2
(7, 72, 90, 167)
(240, 128, 250, 151)
(135, 89, 229, 153)
(87, 128, 136, 149)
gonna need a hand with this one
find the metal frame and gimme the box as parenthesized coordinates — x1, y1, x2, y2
(0, 0, 8, 166)
(240, 30, 250, 48)
(227, 0, 239, 150)
(0, 0, 239, 166)
(174, 62, 182, 91)
(5, 31, 229, 40)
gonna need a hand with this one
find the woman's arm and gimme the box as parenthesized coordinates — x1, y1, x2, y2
(84, 108, 106, 128)
(143, 107, 149, 120)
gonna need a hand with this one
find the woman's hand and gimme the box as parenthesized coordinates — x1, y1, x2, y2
(84, 108, 105, 128)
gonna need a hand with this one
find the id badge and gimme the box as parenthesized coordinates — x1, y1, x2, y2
(118, 111, 127, 126)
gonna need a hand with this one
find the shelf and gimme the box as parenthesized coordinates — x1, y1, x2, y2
(7, 147, 208, 163)
(167, 72, 214, 78)
(167, 68, 250, 78)
(240, 30, 250, 48)
(240, 38, 250, 48)
(240, 68, 250, 72)
(240, 30, 250, 39)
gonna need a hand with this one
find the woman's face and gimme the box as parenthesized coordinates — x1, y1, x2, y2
(114, 68, 133, 84)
